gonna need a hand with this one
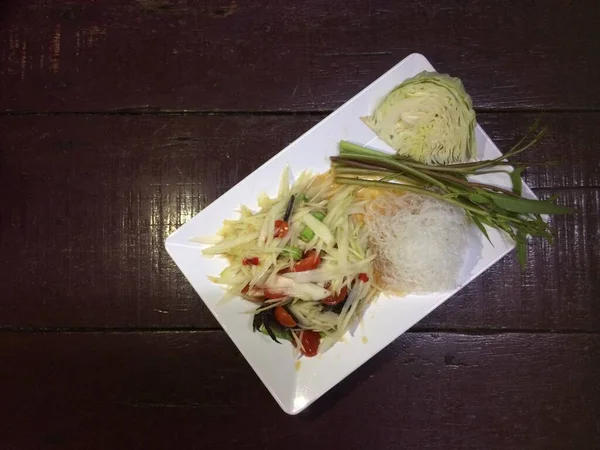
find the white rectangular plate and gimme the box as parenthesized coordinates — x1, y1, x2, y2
(165, 53, 536, 414)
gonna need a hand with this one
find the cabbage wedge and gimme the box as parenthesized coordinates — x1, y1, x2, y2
(361, 71, 476, 164)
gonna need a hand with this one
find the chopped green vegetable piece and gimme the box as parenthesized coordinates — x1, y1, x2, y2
(312, 211, 326, 221)
(282, 246, 303, 260)
(300, 228, 315, 242)
(299, 211, 326, 242)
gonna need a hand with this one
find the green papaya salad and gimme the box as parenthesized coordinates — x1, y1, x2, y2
(201, 170, 379, 357)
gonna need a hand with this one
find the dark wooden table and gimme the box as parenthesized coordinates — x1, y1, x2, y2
(1, 1, 599, 448)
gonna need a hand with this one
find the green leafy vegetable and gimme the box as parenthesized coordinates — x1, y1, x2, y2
(469, 214, 492, 245)
(331, 122, 575, 269)
(281, 246, 303, 260)
(488, 194, 573, 214)
(510, 167, 525, 196)
(361, 71, 476, 164)
(468, 193, 490, 204)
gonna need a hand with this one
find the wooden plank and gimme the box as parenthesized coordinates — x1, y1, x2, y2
(0, 113, 597, 198)
(1, 0, 599, 112)
(0, 115, 315, 329)
(1, 331, 599, 449)
(0, 114, 598, 330)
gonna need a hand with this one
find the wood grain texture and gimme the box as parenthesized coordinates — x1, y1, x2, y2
(1, 1, 597, 446)
(1, 115, 598, 330)
(1, 0, 599, 112)
(1, 331, 598, 449)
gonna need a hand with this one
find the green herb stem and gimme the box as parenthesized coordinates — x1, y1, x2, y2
(333, 125, 574, 269)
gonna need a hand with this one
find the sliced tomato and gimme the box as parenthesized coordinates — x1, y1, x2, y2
(242, 257, 260, 266)
(274, 306, 297, 328)
(358, 273, 370, 283)
(291, 250, 321, 272)
(299, 330, 320, 357)
(322, 285, 348, 305)
(274, 219, 289, 238)
(264, 288, 286, 299)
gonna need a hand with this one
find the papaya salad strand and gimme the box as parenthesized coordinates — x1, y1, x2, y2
(202, 170, 380, 357)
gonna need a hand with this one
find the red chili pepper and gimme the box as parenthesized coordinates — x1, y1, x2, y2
(358, 273, 369, 283)
(242, 257, 260, 266)
(274, 219, 289, 238)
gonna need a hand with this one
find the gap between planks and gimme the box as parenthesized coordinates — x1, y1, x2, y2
(2, 108, 600, 116)
(0, 326, 597, 335)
